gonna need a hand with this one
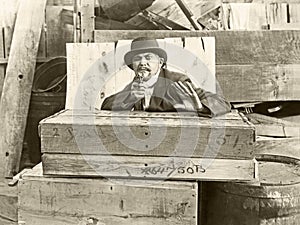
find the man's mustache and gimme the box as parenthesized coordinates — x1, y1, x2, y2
(137, 66, 151, 72)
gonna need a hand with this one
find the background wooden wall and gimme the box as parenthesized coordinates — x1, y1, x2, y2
(0, 0, 73, 97)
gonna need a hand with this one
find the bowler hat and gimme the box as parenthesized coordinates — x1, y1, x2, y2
(124, 37, 167, 69)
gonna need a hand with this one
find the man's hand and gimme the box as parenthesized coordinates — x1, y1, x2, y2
(169, 81, 203, 112)
(130, 80, 146, 100)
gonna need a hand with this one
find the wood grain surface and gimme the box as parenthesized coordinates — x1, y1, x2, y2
(19, 164, 198, 225)
(40, 110, 255, 159)
(0, 0, 47, 178)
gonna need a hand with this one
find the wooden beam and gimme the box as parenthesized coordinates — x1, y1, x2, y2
(142, 10, 189, 30)
(175, 0, 202, 30)
(47, 0, 73, 6)
(216, 64, 300, 102)
(94, 30, 300, 65)
(61, 8, 142, 30)
(0, 0, 47, 178)
(42, 154, 257, 182)
(270, 22, 300, 30)
(80, 0, 95, 42)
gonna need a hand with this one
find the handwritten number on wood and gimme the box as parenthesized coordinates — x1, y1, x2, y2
(53, 128, 59, 137)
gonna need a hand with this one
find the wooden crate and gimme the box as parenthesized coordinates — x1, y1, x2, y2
(18, 163, 198, 225)
(40, 109, 257, 181)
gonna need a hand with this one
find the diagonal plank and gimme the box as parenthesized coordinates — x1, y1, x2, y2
(0, 0, 47, 178)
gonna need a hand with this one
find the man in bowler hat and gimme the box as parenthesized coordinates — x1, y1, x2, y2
(101, 37, 231, 117)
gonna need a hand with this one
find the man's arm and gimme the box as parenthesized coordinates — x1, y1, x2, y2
(101, 84, 134, 110)
(194, 86, 231, 117)
(101, 80, 147, 110)
(165, 79, 231, 117)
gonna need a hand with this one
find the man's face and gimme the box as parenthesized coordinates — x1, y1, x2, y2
(132, 52, 164, 81)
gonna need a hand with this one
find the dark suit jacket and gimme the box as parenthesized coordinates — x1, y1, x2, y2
(101, 69, 231, 117)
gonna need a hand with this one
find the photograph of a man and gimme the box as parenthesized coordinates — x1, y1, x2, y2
(101, 37, 231, 117)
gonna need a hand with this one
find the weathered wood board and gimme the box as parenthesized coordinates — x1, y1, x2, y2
(222, 3, 268, 30)
(217, 64, 300, 101)
(246, 113, 300, 137)
(80, 0, 94, 43)
(45, 5, 73, 57)
(0, 0, 20, 59)
(94, 30, 300, 65)
(47, 0, 73, 5)
(42, 153, 257, 181)
(94, 30, 300, 102)
(18, 163, 198, 225)
(0, 180, 18, 225)
(255, 136, 300, 160)
(40, 110, 255, 159)
(0, 0, 47, 178)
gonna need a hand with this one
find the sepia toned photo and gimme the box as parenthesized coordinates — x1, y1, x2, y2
(0, 0, 300, 225)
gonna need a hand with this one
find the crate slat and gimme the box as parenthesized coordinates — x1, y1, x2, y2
(42, 153, 257, 181)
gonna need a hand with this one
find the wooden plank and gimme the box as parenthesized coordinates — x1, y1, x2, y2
(246, 113, 300, 137)
(216, 64, 300, 102)
(66, 42, 115, 109)
(45, 6, 73, 57)
(40, 110, 255, 159)
(40, 108, 243, 119)
(270, 22, 300, 29)
(164, 37, 185, 74)
(19, 164, 198, 225)
(289, 3, 300, 23)
(221, 3, 268, 30)
(0, 0, 47, 178)
(174, 0, 202, 30)
(1, 0, 20, 58)
(112, 39, 134, 104)
(185, 37, 216, 93)
(42, 154, 256, 181)
(141, 10, 190, 30)
(94, 30, 300, 65)
(266, 3, 288, 25)
(80, 0, 95, 43)
(47, 0, 74, 6)
(255, 136, 300, 160)
(0, 180, 18, 224)
(280, 114, 300, 123)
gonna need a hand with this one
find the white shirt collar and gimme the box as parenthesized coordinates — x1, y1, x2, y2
(143, 70, 160, 109)
(143, 70, 160, 88)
